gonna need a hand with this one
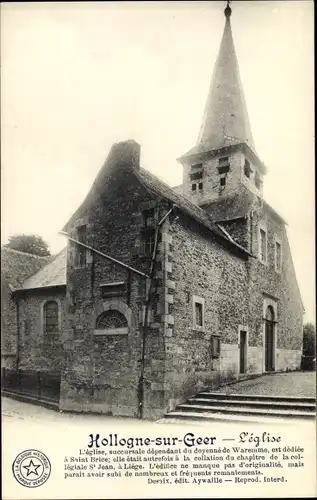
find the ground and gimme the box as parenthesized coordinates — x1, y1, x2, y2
(214, 372, 316, 397)
(2, 372, 315, 426)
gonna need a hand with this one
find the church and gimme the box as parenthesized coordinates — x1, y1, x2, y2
(1, 4, 304, 419)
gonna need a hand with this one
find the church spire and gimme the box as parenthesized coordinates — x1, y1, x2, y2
(196, 1, 255, 153)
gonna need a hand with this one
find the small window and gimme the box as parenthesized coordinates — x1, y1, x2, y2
(217, 165, 230, 174)
(96, 310, 127, 329)
(275, 241, 282, 272)
(219, 157, 229, 167)
(190, 163, 203, 181)
(95, 310, 128, 336)
(211, 336, 220, 358)
(141, 229, 155, 255)
(198, 182, 203, 191)
(193, 296, 204, 330)
(190, 171, 203, 181)
(192, 184, 197, 191)
(143, 208, 155, 227)
(195, 303, 203, 327)
(76, 225, 87, 266)
(255, 172, 262, 189)
(44, 301, 59, 334)
(220, 176, 226, 188)
(244, 159, 251, 178)
(259, 228, 267, 263)
(191, 163, 203, 170)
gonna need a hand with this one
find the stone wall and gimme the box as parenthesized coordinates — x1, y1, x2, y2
(1, 280, 17, 366)
(16, 289, 66, 373)
(60, 142, 169, 418)
(162, 214, 250, 410)
(248, 202, 304, 355)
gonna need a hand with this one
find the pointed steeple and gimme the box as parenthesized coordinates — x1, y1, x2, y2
(196, 1, 255, 153)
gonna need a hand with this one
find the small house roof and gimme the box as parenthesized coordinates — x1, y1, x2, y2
(1, 247, 51, 289)
(21, 247, 67, 290)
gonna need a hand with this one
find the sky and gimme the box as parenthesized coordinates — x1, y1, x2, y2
(1, 1, 314, 323)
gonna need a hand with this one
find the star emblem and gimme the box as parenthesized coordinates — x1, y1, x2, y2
(22, 459, 41, 477)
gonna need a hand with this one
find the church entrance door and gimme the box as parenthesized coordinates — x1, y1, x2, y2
(264, 306, 275, 372)
(239, 330, 247, 374)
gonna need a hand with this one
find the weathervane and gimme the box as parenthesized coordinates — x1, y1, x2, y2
(224, 0, 232, 18)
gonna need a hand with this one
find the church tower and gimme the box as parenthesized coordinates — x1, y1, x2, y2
(177, 2, 267, 207)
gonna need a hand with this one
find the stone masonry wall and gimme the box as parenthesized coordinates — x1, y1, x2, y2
(247, 203, 304, 361)
(17, 289, 66, 373)
(162, 215, 251, 411)
(1, 280, 17, 367)
(60, 142, 169, 418)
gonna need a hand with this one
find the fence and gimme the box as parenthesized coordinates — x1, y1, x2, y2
(1, 368, 60, 403)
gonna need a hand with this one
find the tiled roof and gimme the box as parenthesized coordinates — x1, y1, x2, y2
(1, 247, 51, 288)
(136, 168, 249, 254)
(21, 247, 67, 290)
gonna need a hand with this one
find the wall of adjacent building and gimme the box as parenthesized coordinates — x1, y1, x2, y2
(16, 289, 66, 372)
(1, 280, 17, 369)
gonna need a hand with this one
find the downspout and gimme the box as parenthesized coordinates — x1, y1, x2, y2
(250, 210, 254, 254)
(15, 294, 20, 370)
(137, 204, 177, 419)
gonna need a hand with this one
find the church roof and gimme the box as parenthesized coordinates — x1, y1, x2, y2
(1, 247, 51, 289)
(63, 139, 251, 258)
(197, 4, 255, 153)
(21, 247, 67, 290)
(179, 3, 263, 168)
(136, 167, 251, 256)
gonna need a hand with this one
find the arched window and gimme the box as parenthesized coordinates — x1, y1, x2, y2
(44, 300, 59, 334)
(95, 310, 128, 335)
(266, 305, 275, 322)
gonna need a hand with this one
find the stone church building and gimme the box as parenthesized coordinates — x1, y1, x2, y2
(1, 5, 304, 419)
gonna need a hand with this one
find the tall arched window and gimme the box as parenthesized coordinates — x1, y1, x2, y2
(44, 300, 59, 334)
(95, 310, 128, 335)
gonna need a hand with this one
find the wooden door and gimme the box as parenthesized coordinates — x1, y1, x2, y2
(265, 319, 274, 372)
(239, 331, 247, 374)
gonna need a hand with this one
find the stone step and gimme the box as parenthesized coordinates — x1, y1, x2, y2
(198, 392, 316, 404)
(162, 411, 312, 424)
(174, 403, 315, 419)
(187, 397, 316, 412)
(2, 389, 59, 411)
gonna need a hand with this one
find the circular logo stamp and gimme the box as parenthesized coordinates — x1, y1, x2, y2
(12, 449, 51, 488)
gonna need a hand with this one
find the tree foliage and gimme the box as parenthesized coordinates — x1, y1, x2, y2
(303, 322, 316, 357)
(5, 234, 51, 257)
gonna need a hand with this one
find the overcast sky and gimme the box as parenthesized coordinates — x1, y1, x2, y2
(1, 1, 314, 323)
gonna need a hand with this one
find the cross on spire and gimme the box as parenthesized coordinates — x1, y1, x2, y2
(224, 1, 232, 19)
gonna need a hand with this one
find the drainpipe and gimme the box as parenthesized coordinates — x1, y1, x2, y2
(15, 294, 20, 370)
(137, 204, 177, 419)
(250, 210, 254, 254)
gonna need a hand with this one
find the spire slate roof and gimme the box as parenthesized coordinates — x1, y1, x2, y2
(194, 4, 255, 155)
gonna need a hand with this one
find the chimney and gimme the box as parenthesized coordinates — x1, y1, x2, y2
(110, 139, 141, 172)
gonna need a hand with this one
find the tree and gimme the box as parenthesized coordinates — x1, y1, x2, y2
(5, 234, 51, 257)
(302, 322, 316, 371)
